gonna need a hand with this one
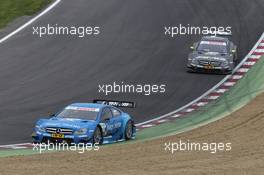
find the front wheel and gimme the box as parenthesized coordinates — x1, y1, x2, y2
(93, 126, 103, 145)
(125, 120, 133, 140)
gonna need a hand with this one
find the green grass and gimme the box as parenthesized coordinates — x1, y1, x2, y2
(0, 0, 52, 29)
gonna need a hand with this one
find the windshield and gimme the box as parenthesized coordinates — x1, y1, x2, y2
(56, 106, 99, 120)
(197, 40, 228, 53)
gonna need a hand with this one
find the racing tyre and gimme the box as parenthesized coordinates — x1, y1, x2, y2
(93, 126, 103, 145)
(125, 120, 133, 140)
(186, 67, 195, 73)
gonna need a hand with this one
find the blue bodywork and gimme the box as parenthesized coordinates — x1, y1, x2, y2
(32, 103, 136, 144)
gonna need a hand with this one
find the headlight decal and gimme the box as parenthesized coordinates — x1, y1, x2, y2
(74, 128, 88, 135)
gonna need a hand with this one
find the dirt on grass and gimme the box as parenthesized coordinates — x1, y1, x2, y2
(1, 93, 264, 175)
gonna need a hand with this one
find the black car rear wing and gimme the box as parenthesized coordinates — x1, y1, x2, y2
(93, 99, 136, 108)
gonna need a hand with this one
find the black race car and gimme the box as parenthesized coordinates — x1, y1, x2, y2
(187, 35, 237, 74)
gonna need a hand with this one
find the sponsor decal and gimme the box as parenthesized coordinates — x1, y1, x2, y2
(200, 41, 227, 46)
(66, 106, 100, 112)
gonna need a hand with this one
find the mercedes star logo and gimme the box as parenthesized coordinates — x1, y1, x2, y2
(56, 128, 61, 133)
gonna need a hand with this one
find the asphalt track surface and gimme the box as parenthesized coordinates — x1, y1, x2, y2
(0, 0, 264, 145)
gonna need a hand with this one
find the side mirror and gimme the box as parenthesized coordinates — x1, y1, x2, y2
(48, 112, 55, 117)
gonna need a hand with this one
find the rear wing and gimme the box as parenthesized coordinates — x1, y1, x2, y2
(93, 99, 136, 108)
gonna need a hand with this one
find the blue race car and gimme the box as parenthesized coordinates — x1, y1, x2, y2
(32, 100, 136, 145)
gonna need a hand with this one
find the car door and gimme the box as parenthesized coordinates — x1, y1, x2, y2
(100, 107, 114, 136)
(110, 107, 122, 134)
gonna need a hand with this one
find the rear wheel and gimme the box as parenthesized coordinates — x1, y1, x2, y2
(125, 120, 133, 140)
(93, 127, 103, 145)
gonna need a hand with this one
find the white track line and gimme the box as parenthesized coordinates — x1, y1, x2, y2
(0, 0, 61, 44)
(230, 75, 243, 80)
(249, 55, 261, 59)
(206, 96, 220, 100)
(185, 108, 195, 113)
(223, 82, 236, 87)
(170, 114, 181, 118)
(237, 68, 249, 73)
(255, 49, 264, 52)
(141, 124, 154, 128)
(195, 102, 208, 107)
(215, 89, 228, 93)
(243, 61, 256, 66)
(156, 119, 168, 123)
(0, 143, 32, 148)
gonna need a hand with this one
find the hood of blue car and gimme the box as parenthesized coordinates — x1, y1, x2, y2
(37, 117, 96, 131)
